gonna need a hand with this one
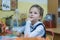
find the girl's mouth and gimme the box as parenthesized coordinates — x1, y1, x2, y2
(30, 17, 33, 18)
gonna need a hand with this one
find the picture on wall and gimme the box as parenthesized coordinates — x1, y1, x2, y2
(0, 0, 18, 11)
(11, 0, 18, 10)
(2, 0, 11, 10)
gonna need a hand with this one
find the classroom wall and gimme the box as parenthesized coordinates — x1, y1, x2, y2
(0, 10, 14, 23)
(0, 0, 48, 22)
(18, 0, 48, 20)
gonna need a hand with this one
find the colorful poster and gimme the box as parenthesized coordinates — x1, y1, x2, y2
(2, 0, 11, 10)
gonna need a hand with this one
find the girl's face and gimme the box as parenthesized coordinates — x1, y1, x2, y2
(29, 7, 40, 22)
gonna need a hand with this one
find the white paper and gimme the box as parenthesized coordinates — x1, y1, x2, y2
(2, 0, 11, 10)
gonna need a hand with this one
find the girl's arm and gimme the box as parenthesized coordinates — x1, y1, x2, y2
(12, 26, 25, 33)
(24, 20, 31, 37)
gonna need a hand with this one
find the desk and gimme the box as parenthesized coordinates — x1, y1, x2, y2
(1, 37, 48, 40)
(46, 28, 60, 40)
(15, 37, 44, 40)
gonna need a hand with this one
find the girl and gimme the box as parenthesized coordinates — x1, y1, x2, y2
(12, 4, 46, 38)
(24, 4, 46, 38)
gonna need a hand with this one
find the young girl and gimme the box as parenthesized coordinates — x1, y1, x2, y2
(12, 4, 46, 38)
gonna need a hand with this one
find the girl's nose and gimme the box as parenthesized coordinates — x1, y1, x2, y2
(31, 14, 34, 17)
(31, 13, 34, 16)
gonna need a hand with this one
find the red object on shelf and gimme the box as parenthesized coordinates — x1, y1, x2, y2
(43, 20, 56, 28)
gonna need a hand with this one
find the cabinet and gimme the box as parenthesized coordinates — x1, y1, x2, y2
(47, 0, 58, 28)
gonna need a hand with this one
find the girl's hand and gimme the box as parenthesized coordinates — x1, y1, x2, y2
(26, 18, 33, 22)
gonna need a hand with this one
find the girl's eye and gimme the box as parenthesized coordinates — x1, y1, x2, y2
(34, 12, 37, 14)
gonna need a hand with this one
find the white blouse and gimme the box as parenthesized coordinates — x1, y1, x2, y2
(12, 20, 45, 37)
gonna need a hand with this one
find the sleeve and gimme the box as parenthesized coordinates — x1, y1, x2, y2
(12, 27, 25, 33)
(28, 25, 45, 37)
(24, 20, 31, 37)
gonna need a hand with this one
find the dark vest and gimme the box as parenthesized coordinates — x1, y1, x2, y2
(31, 23, 46, 38)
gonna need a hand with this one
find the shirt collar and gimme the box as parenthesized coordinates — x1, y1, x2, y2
(30, 21, 42, 29)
